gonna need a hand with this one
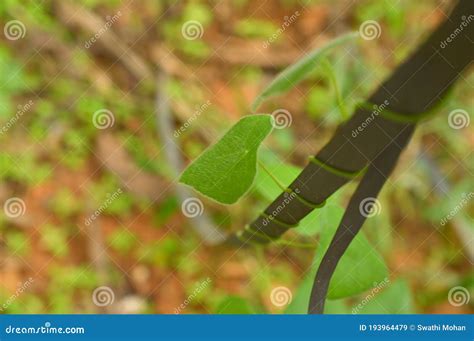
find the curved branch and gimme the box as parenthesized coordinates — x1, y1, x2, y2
(232, 0, 473, 247)
(308, 126, 414, 314)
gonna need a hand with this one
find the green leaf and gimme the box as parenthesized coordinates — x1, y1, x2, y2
(350, 279, 414, 314)
(215, 296, 256, 314)
(314, 207, 389, 299)
(252, 32, 359, 111)
(180, 115, 273, 204)
(285, 269, 349, 314)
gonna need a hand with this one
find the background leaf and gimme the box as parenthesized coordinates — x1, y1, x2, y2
(180, 115, 273, 204)
(251, 32, 359, 111)
(315, 207, 389, 299)
(215, 296, 256, 314)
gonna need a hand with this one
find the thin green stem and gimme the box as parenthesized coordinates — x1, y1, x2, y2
(257, 160, 286, 191)
(322, 59, 349, 120)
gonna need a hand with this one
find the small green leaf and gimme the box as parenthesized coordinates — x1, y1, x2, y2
(314, 207, 389, 299)
(180, 115, 273, 204)
(252, 32, 358, 111)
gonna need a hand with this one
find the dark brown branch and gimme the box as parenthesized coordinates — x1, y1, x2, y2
(229, 0, 473, 247)
(308, 127, 414, 314)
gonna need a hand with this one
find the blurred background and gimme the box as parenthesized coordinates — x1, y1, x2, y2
(0, 0, 472, 314)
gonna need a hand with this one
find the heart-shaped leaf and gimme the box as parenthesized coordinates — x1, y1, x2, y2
(252, 32, 358, 111)
(180, 114, 273, 204)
